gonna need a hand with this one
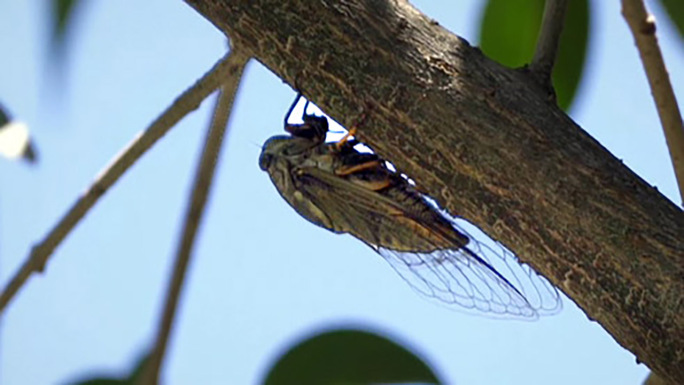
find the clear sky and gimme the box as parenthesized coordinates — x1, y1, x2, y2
(1, 1, 682, 384)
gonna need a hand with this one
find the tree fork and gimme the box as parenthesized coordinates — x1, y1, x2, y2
(184, 0, 683, 382)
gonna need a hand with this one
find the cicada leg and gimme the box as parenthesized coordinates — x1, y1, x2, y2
(335, 126, 357, 148)
(284, 93, 329, 143)
(335, 160, 394, 191)
(283, 90, 315, 127)
(302, 99, 311, 119)
(335, 109, 369, 149)
(334, 160, 382, 176)
(284, 92, 303, 127)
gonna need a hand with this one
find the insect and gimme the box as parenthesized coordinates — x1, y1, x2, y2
(259, 94, 561, 318)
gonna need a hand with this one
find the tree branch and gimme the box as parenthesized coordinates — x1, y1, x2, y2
(529, 0, 569, 93)
(141, 48, 249, 385)
(184, 1, 683, 382)
(0, 52, 238, 313)
(622, 0, 684, 205)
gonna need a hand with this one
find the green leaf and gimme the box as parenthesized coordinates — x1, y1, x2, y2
(64, 353, 149, 385)
(479, 0, 590, 110)
(51, 0, 81, 50)
(262, 329, 441, 385)
(480, 0, 545, 68)
(659, 0, 684, 40)
(555, 0, 590, 110)
(125, 352, 151, 383)
(0, 102, 9, 127)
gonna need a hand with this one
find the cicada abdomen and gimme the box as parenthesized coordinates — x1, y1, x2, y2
(259, 94, 561, 319)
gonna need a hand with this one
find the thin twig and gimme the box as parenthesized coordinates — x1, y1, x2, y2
(622, 0, 684, 204)
(0, 51, 239, 313)
(529, 0, 569, 91)
(141, 50, 249, 385)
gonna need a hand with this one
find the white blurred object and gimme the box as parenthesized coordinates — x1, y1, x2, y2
(0, 121, 36, 162)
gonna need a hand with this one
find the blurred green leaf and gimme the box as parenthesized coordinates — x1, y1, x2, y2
(0, 102, 9, 127)
(480, 0, 545, 68)
(555, 0, 589, 110)
(51, 0, 81, 51)
(125, 352, 151, 383)
(263, 329, 441, 385)
(65, 353, 149, 385)
(659, 0, 684, 40)
(479, 0, 590, 110)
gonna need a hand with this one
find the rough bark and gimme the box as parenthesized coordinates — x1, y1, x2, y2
(184, 0, 683, 382)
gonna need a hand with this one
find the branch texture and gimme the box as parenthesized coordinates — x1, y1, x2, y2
(184, 0, 683, 382)
(622, 0, 684, 204)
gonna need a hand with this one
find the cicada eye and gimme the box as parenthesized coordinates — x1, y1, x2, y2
(259, 152, 273, 170)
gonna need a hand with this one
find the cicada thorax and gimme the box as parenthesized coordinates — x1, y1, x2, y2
(315, 139, 470, 253)
(275, 93, 465, 252)
(374, 184, 470, 251)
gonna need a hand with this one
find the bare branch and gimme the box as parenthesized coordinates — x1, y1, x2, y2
(140, 49, 249, 385)
(622, 0, 684, 204)
(529, 0, 569, 92)
(0, 51, 238, 313)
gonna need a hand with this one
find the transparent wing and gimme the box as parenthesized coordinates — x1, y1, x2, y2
(374, 217, 562, 319)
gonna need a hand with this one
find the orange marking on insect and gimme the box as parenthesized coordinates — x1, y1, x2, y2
(335, 109, 369, 149)
(335, 160, 382, 176)
(357, 178, 393, 191)
(335, 126, 357, 149)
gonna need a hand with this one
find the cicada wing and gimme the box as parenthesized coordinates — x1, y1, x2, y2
(448, 218, 562, 316)
(376, 229, 561, 319)
(295, 166, 561, 318)
(294, 166, 420, 246)
(375, 247, 539, 318)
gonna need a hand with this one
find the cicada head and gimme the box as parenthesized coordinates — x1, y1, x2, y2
(260, 135, 304, 194)
(259, 134, 337, 231)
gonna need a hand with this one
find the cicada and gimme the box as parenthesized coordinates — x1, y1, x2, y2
(259, 94, 561, 318)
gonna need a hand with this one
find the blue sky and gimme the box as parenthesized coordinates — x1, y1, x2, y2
(1, 1, 682, 384)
